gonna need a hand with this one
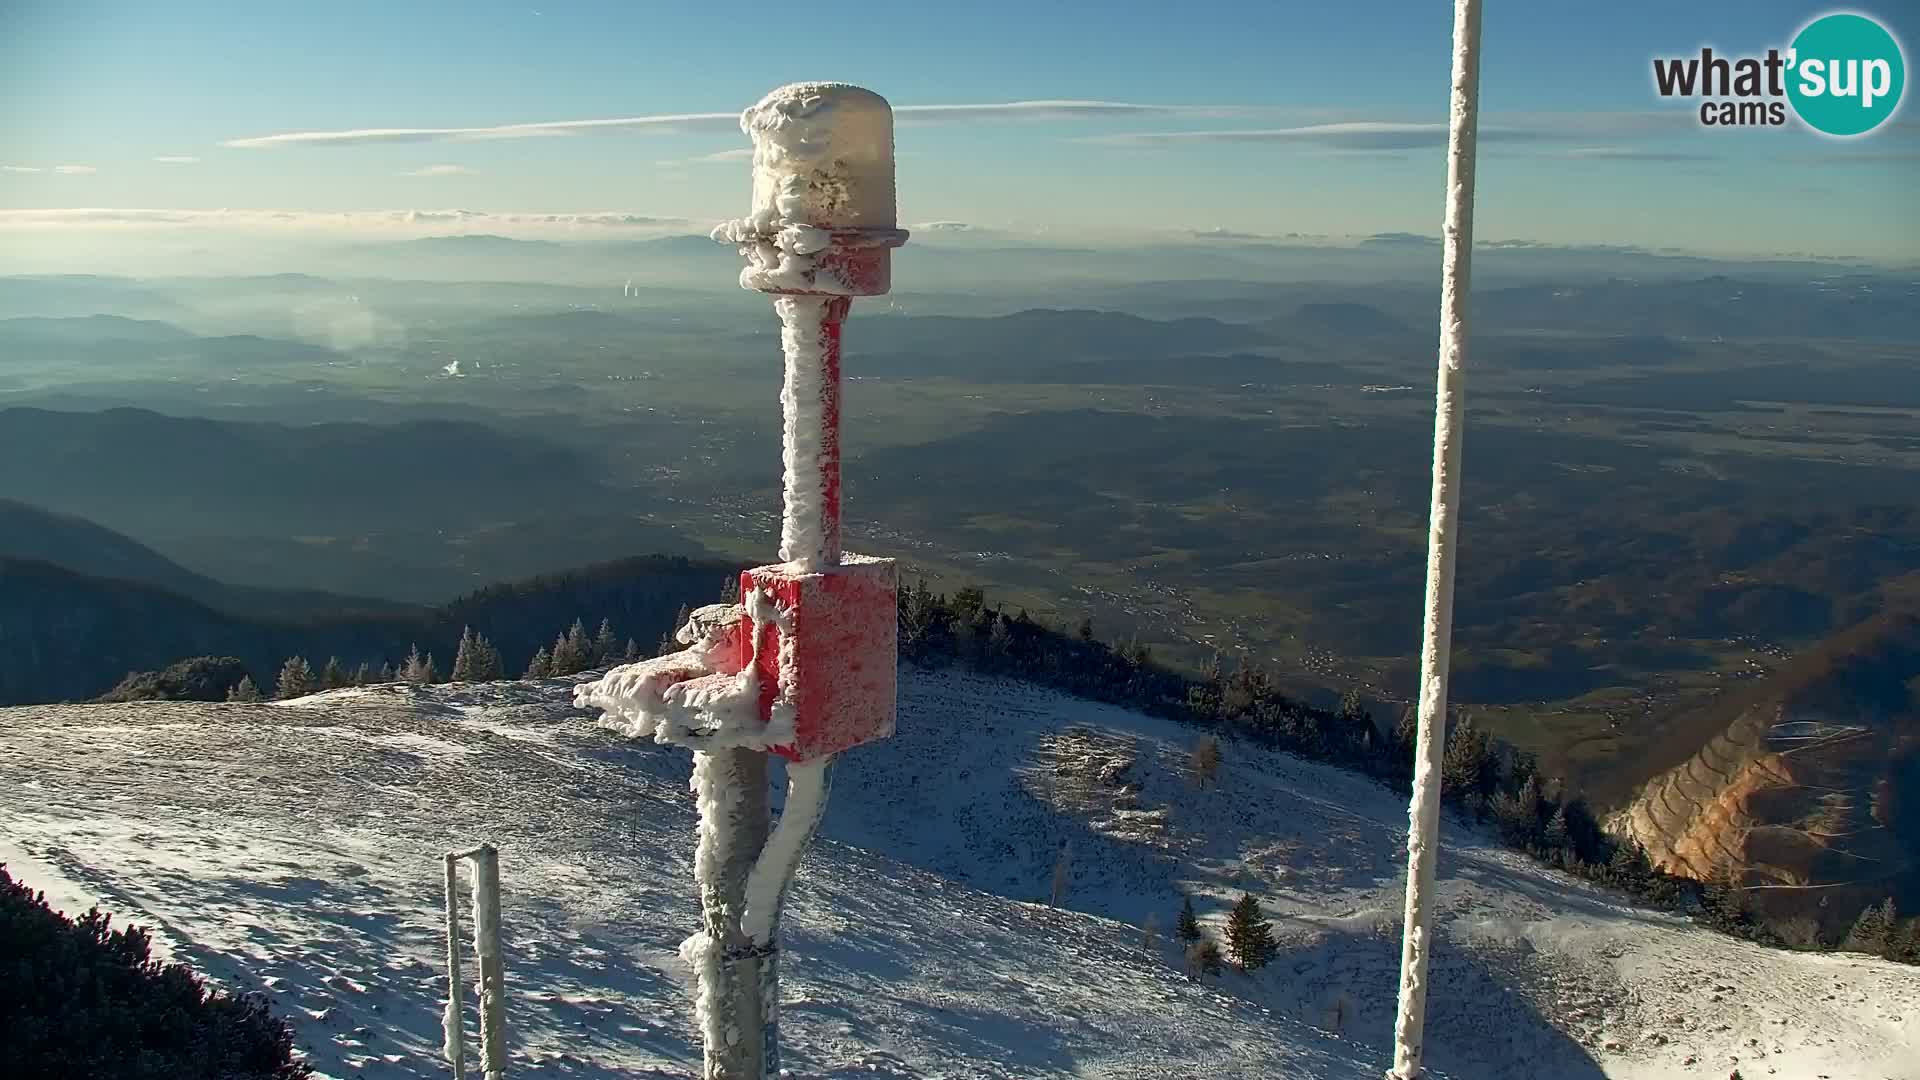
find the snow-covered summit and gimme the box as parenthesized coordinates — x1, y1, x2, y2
(2, 669, 1912, 1079)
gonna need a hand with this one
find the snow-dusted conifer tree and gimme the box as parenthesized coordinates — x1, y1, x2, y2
(592, 618, 617, 665)
(1176, 894, 1201, 946)
(320, 656, 346, 690)
(275, 656, 314, 700)
(1225, 893, 1276, 971)
(524, 646, 553, 680)
(450, 627, 478, 682)
(1845, 899, 1898, 956)
(473, 635, 504, 681)
(564, 619, 591, 672)
(400, 645, 429, 683)
(227, 675, 264, 702)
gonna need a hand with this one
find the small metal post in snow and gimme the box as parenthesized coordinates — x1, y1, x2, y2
(443, 843, 508, 1080)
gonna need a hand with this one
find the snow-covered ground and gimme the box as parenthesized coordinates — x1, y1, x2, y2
(1, 668, 1912, 1079)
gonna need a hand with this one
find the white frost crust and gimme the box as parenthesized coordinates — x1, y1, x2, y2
(741, 82, 895, 231)
(682, 750, 739, 1062)
(573, 590, 796, 751)
(442, 855, 464, 1069)
(776, 295, 834, 570)
(470, 850, 507, 1080)
(1391, 2, 1483, 1078)
(740, 758, 831, 945)
(711, 82, 897, 294)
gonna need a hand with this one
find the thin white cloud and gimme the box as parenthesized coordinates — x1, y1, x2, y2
(1083, 111, 1702, 151)
(1082, 121, 1574, 149)
(657, 147, 753, 166)
(401, 164, 476, 177)
(53, 164, 98, 174)
(153, 155, 201, 164)
(2, 165, 42, 173)
(0, 208, 689, 231)
(224, 101, 1251, 148)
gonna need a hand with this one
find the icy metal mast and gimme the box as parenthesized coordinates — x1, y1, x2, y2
(1389, 2, 1484, 1078)
(575, 82, 905, 1080)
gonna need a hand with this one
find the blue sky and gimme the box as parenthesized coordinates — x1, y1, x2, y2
(1, 0, 1914, 258)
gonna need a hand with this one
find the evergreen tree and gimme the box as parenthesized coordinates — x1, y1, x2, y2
(422, 652, 439, 684)
(1543, 804, 1570, 852)
(593, 618, 618, 665)
(351, 662, 372, 687)
(226, 675, 264, 703)
(400, 645, 429, 684)
(624, 637, 641, 662)
(1224, 892, 1277, 971)
(275, 656, 314, 700)
(378, 662, 395, 683)
(1844, 898, 1898, 957)
(1176, 894, 1201, 946)
(450, 626, 478, 682)
(319, 656, 346, 690)
(548, 619, 592, 676)
(473, 635, 504, 681)
(1894, 917, 1920, 964)
(1441, 713, 1496, 802)
(1393, 707, 1420, 765)
(525, 646, 554, 680)
(1701, 867, 1759, 938)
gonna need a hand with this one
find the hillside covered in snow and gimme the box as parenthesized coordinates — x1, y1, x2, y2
(2, 668, 1913, 1079)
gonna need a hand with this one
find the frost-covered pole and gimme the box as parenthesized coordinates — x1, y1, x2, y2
(472, 844, 508, 1080)
(442, 844, 507, 1080)
(576, 82, 902, 1080)
(1389, 2, 1484, 1078)
(443, 854, 466, 1079)
(704, 82, 906, 1080)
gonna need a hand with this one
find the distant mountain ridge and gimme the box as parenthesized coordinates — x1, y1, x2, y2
(0, 314, 195, 343)
(0, 550, 735, 705)
(0, 499, 410, 619)
(0, 406, 603, 539)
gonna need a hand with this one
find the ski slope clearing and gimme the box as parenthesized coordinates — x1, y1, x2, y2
(1, 669, 1912, 1079)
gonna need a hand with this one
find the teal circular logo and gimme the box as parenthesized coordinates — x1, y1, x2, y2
(1787, 13, 1906, 136)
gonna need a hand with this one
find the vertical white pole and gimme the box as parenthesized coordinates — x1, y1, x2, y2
(472, 844, 508, 1080)
(444, 854, 466, 1079)
(691, 749, 772, 1080)
(1389, 1, 1484, 1077)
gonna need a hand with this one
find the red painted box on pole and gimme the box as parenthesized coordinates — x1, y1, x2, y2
(741, 553, 897, 763)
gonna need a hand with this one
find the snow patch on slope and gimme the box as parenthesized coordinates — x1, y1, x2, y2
(1, 672, 1913, 1079)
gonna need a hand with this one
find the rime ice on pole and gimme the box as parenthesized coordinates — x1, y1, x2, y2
(713, 82, 907, 297)
(576, 80, 907, 1079)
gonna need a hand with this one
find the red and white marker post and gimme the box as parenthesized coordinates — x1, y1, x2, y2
(575, 82, 906, 1080)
